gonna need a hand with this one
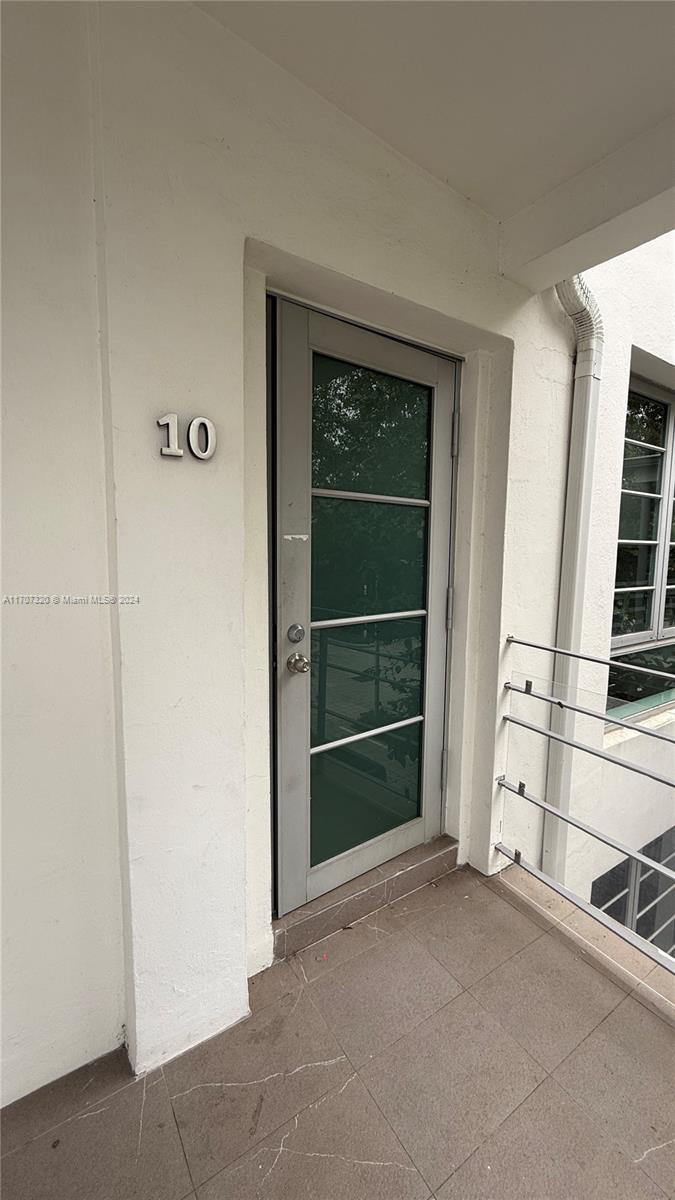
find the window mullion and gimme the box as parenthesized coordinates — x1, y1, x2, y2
(654, 403, 675, 638)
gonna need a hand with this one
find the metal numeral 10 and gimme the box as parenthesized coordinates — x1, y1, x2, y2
(157, 413, 217, 460)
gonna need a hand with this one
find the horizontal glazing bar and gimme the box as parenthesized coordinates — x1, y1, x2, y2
(621, 489, 664, 500)
(310, 714, 423, 756)
(497, 777, 675, 882)
(648, 912, 675, 942)
(613, 586, 656, 593)
(494, 843, 675, 976)
(505, 681, 675, 745)
(312, 488, 430, 507)
(506, 634, 675, 681)
(637, 881, 675, 920)
(503, 713, 675, 788)
(312, 609, 426, 629)
(623, 437, 666, 453)
(600, 888, 629, 911)
(616, 540, 659, 546)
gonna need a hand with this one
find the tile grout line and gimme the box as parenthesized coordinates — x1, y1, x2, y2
(185, 1062, 368, 1195)
(279, 854, 458, 947)
(0, 1074, 140, 1160)
(431, 1074, 555, 1196)
(551, 1064, 673, 1197)
(479, 872, 667, 1001)
(402, 880, 549, 987)
(485, 869, 674, 1004)
(164, 1064, 198, 1196)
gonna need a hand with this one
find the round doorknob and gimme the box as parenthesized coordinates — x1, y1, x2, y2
(287, 652, 311, 674)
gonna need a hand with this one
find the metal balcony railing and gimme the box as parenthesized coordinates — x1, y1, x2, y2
(498, 636, 675, 975)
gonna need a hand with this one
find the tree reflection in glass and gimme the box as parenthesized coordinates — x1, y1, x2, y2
(313, 355, 431, 499)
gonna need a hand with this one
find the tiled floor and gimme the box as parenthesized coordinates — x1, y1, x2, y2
(3, 865, 674, 1200)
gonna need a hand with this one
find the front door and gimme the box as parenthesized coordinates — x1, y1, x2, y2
(275, 300, 457, 915)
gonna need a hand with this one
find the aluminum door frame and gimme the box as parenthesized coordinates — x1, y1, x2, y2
(275, 299, 457, 915)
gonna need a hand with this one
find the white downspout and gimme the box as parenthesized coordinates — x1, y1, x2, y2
(541, 275, 604, 881)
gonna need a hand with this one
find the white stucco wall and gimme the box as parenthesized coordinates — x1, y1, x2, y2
(4, 0, 670, 1105)
(1, 5, 125, 1103)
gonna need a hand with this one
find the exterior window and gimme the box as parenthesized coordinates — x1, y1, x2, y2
(609, 380, 675, 714)
(613, 381, 675, 644)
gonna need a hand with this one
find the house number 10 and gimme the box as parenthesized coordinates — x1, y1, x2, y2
(157, 413, 217, 460)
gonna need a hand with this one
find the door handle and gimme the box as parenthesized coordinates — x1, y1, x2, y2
(287, 652, 311, 674)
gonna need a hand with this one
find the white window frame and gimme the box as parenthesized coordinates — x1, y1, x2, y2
(611, 376, 675, 653)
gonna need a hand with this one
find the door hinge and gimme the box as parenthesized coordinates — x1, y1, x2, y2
(451, 408, 460, 458)
(446, 586, 454, 631)
(441, 747, 448, 791)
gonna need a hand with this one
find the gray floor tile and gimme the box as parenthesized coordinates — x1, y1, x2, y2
(289, 907, 402, 985)
(388, 868, 483, 927)
(1, 1046, 133, 1157)
(1, 1070, 191, 1200)
(554, 995, 675, 1194)
(436, 1078, 664, 1200)
(308, 929, 462, 1067)
(375, 835, 455, 878)
(385, 848, 458, 904)
(552, 907, 655, 991)
(196, 1073, 429, 1200)
(633, 962, 675, 1027)
(248, 959, 299, 1013)
(164, 990, 351, 1185)
(283, 882, 388, 957)
(482, 864, 574, 930)
(470, 931, 626, 1071)
(407, 881, 542, 986)
(360, 991, 545, 1191)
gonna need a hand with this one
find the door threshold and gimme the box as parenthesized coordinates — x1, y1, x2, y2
(273, 835, 458, 959)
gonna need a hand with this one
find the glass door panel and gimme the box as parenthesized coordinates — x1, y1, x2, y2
(310, 355, 431, 867)
(275, 300, 456, 913)
(310, 723, 423, 866)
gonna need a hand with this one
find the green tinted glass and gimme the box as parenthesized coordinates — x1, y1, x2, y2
(615, 545, 656, 589)
(622, 443, 663, 493)
(664, 589, 675, 627)
(312, 355, 431, 499)
(618, 494, 659, 541)
(310, 723, 422, 865)
(612, 590, 652, 637)
(625, 394, 668, 447)
(311, 497, 427, 621)
(311, 618, 424, 748)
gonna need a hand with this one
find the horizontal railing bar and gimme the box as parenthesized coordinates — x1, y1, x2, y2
(639, 847, 675, 883)
(505, 681, 675, 745)
(312, 610, 426, 629)
(494, 843, 675, 975)
(503, 713, 675, 787)
(312, 488, 430, 507)
(310, 714, 423, 755)
(496, 777, 675, 882)
(506, 634, 675, 681)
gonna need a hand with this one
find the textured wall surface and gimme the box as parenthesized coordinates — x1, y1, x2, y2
(6, 0, 670, 1104)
